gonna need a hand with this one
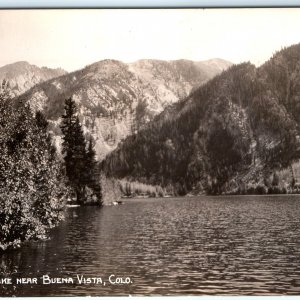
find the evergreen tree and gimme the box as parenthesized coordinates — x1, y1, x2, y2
(272, 172, 280, 186)
(60, 98, 86, 202)
(60, 98, 101, 204)
(85, 137, 102, 202)
(72, 116, 88, 202)
(86, 137, 96, 173)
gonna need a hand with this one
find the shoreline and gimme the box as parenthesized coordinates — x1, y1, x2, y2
(122, 193, 300, 201)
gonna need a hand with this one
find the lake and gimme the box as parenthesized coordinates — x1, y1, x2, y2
(1, 195, 300, 296)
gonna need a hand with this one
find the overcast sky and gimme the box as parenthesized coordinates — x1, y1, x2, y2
(1, 9, 300, 72)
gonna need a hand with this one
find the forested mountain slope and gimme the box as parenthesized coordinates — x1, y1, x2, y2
(102, 44, 300, 195)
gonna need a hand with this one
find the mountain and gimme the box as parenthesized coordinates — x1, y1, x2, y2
(16, 58, 232, 160)
(102, 43, 300, 195)
(195, 58, 233, 78)
(0, 61, 67, 97)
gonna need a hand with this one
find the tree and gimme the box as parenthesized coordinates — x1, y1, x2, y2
(60, 98, 101, 204)
(83, 137, 101, 202)
(60, 98, 87, 202)
(84, 137, 97, 183)
(125, 182, 132, 197)
(272, 172, 280, 186)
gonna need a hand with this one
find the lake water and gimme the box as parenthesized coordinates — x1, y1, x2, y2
(1, 195, 300, 296)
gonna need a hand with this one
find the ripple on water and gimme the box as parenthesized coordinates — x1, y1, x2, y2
(1, 195, 300, 295)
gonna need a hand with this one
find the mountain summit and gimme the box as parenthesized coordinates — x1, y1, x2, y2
(0, 61, 67, 96)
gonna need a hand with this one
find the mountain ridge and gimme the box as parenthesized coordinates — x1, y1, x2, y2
(16, 58, 232, 160)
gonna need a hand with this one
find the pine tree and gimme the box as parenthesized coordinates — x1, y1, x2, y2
(60, 98, 101, 204)
(85, 137, 102, 202)
(60, 97, 78, 177)
(60, 98, 87, 203)
(83, 138, 97, 188)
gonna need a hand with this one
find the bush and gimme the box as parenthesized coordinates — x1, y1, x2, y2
(255, 185, 268, 194)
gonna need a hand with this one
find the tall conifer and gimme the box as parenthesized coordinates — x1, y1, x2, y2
(60, 98, 101, 204)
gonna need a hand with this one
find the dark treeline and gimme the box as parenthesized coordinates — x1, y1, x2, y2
(102, 43, 300, 195)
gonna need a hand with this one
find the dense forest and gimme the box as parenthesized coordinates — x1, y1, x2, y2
(102, 44, 300, 195)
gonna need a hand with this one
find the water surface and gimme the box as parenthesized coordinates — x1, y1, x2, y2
(1, 195, 300, 296)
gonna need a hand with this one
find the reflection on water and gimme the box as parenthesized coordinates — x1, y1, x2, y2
(1, 195, 300, 295)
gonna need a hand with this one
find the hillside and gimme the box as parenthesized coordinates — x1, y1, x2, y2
(102, 43, 300, 195)
(17, 58, 231, 159)
(0, 61, 66, 96)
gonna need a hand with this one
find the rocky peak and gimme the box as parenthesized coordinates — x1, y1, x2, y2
(0, 61, 67, 97)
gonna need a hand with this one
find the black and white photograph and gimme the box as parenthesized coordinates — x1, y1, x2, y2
(1, 8, 300, 296)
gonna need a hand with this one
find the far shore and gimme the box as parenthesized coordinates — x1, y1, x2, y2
(121, 193, 300, 200)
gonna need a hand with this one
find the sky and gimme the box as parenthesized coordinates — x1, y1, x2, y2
(1, 8, 300, 72)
